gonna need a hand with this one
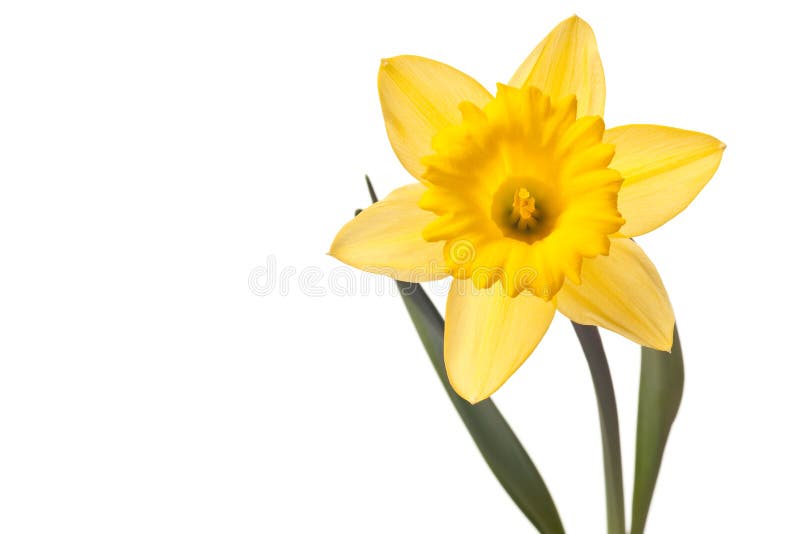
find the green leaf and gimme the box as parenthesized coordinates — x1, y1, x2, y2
(571, 322, 625, 534)
(361, 175, 563, 533)
(397, 281, 565, 534)
(630, 325, 684, 534)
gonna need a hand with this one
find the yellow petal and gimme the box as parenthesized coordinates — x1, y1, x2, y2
(445, 279, 556, 403)
(509, 16, 605, 118)
(557, 238, 674, 350)
(606, 125, 725, 236)
(378, 55, 492, 180)
(329, 184, 448, 282)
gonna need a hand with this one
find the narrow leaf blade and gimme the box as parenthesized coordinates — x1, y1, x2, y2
(397, 281, 565, 534)
(361, 176, 562, 533)
(630, 325, 684, 534)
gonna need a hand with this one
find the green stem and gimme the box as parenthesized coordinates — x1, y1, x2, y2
(571, 322, 625, 534)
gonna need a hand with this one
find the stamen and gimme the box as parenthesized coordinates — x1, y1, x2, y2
(511, 187, 538, 230)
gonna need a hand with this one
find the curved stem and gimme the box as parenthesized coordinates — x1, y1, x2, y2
(572, 322, 625, 534)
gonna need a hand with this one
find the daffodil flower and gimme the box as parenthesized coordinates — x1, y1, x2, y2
(331, 16, 724, 403)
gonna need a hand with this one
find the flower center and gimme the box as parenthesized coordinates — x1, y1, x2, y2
(418, 84, 624, 298)
(490, 179, 557, 244)
(512, 188, 537, 229)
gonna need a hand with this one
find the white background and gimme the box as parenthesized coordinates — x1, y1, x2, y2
(1, 0, 797, 532)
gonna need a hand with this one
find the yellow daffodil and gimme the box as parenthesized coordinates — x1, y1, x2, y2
(330, 16, 724, 403)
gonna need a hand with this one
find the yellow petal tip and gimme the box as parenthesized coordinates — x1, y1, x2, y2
(653, 325, 675, 352)
(462, 389, 491, 405)
(446, 374, 488, 405)
(565, 14, 590, 28)
(656, 342, 673, 353)
(327, 243, 344, 262)
(464, 393, 486, 406)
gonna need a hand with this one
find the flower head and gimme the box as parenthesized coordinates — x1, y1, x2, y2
(421, 84, 623, 299)
(331, 16, 725, 403)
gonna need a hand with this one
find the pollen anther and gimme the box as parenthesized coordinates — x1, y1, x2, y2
(511, 188, 538, 230)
